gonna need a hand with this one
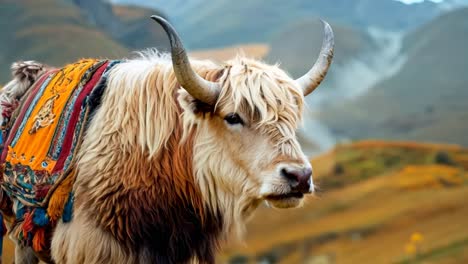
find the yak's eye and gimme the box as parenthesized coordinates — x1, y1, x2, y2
(224, 113, 244, 126)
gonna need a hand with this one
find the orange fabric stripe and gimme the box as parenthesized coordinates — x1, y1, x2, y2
(6, 59, 98, 172)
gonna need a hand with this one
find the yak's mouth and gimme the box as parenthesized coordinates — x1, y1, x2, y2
(265, 192, 304, 201)
(264, 191, 307, 208)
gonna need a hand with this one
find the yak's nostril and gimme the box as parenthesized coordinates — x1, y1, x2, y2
(281, 167, 313, 193)
(281, 168, 299, 186)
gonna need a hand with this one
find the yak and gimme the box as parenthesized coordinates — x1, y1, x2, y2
(0, 16, 334, 263)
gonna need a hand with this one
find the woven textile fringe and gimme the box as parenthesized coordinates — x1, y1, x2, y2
(47, 170, 75, 222)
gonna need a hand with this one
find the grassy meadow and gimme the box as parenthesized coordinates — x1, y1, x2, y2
(220, 141, 468, 263)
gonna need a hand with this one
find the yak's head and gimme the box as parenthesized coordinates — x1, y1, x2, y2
(152, 17, 334, 210)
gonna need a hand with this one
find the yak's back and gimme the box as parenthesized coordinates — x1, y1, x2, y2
(0, 58, 120, 252)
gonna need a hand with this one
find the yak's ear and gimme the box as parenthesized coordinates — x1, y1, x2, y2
(177, 89, 215, 118)
(177, 67, 224, 117)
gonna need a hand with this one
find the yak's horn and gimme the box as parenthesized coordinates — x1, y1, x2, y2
(151, 15, 220, 105)
(296, 20, 335, 96)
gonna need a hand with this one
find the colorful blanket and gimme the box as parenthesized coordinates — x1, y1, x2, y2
(0, 59, 119, 253)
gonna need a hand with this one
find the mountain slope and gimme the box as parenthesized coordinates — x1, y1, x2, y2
(111, 0, 441, 49)
(266, 19, 377, 77)
(320, 7, 468, 146)
(73, 0, 169, 51)
(111, 5, 168, 51)
(0, 0, 128, 82)
(0, 0, 170, 84)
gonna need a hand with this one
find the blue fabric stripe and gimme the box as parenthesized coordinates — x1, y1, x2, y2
(48, 61, 106, 159)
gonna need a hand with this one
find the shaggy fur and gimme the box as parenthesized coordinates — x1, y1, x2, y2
(3, 50, 312, 263)
(0, 61, 48, 125)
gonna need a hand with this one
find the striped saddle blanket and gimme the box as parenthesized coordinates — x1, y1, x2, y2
(0, 59, 119, 251)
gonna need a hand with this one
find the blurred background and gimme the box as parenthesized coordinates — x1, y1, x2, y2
(1, 0, 468, 263)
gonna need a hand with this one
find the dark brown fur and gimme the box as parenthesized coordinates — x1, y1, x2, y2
(74, 89, 223, 264)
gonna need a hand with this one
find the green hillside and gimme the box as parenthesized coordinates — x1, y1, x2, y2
(0, 0, 128, 82)
(0, 0, 170, 84)
(320, 8, 468, 147)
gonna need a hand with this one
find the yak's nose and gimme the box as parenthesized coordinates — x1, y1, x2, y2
(281, 166, 313, 193)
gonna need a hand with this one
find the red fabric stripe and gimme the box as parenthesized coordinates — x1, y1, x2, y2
(52, 62, 109, 173)
(1, 70, 58, 162)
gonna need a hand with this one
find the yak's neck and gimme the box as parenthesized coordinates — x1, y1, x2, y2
(74, 67, 225, 263)
(191, 125, 262, 242)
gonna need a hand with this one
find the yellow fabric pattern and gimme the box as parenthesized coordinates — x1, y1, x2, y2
(5, 59, 98, 172)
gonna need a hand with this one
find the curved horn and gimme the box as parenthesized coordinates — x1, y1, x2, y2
(296, 20, 335, 96)
(151, 15, 220, 105)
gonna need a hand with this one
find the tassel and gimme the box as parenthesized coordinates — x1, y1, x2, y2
(26, 232, 33, 247)
(32, 228, 45, 252)
(47, 171, 75, 221)
(62, 193, 74, 223)
(32, 208, 49, 227)
(22, 211, 34, 238)
(15, 201, 25, 219)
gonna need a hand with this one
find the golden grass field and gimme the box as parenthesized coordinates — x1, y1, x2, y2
(220, 140, 468, 264)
